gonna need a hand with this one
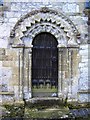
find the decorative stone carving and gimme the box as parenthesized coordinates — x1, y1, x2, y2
(10, 7, 80, 47)
(20, 24, 27, 32)
(15, 29, 24, 38)
(58, 35, 67, 47)
(23, 23, 69, 48)
(9, 7, 80, 101)
(12, 37, 23, 45)
(68, 35, 78, 46)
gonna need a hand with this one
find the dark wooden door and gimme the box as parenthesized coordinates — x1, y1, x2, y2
(32, 32, 58, 97)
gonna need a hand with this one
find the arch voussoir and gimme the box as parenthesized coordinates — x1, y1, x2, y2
(10, 7, 80, 47)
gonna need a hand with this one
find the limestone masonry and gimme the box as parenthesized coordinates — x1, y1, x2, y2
(0, 0, 89, 103)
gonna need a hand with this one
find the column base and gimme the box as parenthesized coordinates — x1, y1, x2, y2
(29, 91, 32, 99)
(58, 92, 63, 98)
(23, 91, 32, 100)
(68, 93, 72, 99)
(19, 93, 23, 101)
(67, 93, 78, 102)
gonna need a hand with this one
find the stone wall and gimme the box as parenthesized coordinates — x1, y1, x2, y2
(78, 44, 89, 102)
(0, 1, 89, 103)
(0, 48, 19, 102)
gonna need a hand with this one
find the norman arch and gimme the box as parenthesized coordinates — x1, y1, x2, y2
(10, 7, 80, 100)
(10, 7, 80, 47)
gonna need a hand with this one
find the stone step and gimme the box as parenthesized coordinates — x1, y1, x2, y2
(24, 97, 70, 119)
(24, 108, 70, 119)
(32, 92, 57, 97)
(25, 97, 65, 109)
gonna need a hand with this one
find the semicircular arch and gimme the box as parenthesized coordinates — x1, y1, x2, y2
(10, 7, 80, 47)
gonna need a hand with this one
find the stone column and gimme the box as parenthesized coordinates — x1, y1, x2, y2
(58, 46, 63, 98)
(71, 50, 73, 95)
(68, 49, 71, 95)
(18, 48, 24, 101)
(23, 48, 30, 100)
(28, 46, 32, 99)
(68, 48, 73, 96)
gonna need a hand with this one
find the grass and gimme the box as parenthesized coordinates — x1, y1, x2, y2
(0, 92, 14, 95)
(32, 88, 57, 93)
(2, 103, 25, 118)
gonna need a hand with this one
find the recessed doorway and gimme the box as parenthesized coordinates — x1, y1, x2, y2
(32, 32, 58, 97)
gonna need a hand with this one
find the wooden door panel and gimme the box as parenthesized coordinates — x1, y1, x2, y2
(32, 32, 58, 96)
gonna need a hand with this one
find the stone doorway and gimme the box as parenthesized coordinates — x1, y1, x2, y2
(32, 32, 58, 97)
(10, 7, 80, 101)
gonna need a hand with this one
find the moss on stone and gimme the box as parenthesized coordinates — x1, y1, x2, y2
(24, 107, 69, 119)
(1, 100, 90, 119)
(68, 102, 90, 109)
(2, 102, 25, 118)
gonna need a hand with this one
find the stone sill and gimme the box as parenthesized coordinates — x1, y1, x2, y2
(0, 5, 9, 12)
(78, 90, 90, 94)
(0, 92, 14, 95)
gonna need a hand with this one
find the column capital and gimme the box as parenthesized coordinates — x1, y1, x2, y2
(67, 46, 79, 50)
(24, 45, 33, 48)
(12, 44, 25, 48)
(58, 47, 66, 52)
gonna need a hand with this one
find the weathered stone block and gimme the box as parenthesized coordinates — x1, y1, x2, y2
(8, 86, 14, 92)
(81, 55, 88, 59)
(62, 3, 79, 13)
(11, 2, 22, 11)
(2, 95, 14, 103)
(2, 61, 17, 67)
(78, 94, 89, 102)
(0, 62, 2, 67)
(0, 39, 8, 48)
(9, 18, 18, 23)
(0, 48, 5, 55)
(1, 55, 13, 61)
(80, 44, 88, 50)
(11, 74, 19, 83)
(12, 67, 19, 76)
(79, 50, 88, 56)
(5, 49, 18, 60)
(5, 11, 21, 18)
(79, 62, 88, 68)
(81, 58, 88, 62)
(80, 67, 88, 73)
(0, 23, 10, 37)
